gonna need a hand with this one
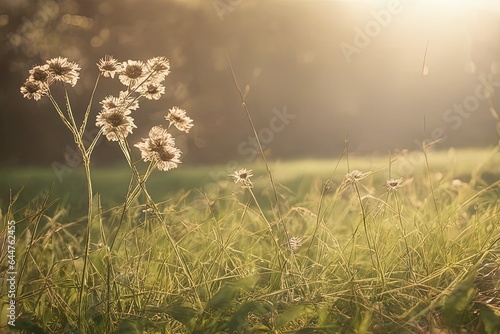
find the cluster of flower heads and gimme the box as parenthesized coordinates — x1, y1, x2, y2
(20, 57, 81, 100)
(96, 55, 193, 171)
(21, 55, 194, 172)
(134, 126, 182, 171)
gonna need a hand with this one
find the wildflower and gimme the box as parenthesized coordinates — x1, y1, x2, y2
(139, 83, 165, 100)
(230, 168, 254, 188)
(165, 106, 193, 133)
(20, 80, 48, 100)
(147, 56, 170, 79)
(97, 55, 120, 78)
(29, 65, 51, 84)
(338, 169, 369, 191)
(96, 109, 137, 141)
(119, 60, 146, 86)
(289, 236, 303, 253)
(100, 95, 125, 111)
(344, 170, 367, 184)
(100, 91, 139, 112)
(386, 178, 403, 191)
(451, 179, 463, 187)
(134, 126, 182, 171)
(46, 57, 80, 86)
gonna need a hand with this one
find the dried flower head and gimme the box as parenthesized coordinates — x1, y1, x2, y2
(289, 236, 303, 253)
(139, 83, 165, 100)
(345, 170, 367, 184)
(230, 168, 254, 188)
(119, 60, 146, 86)
(20, 80, 48, 100)
(100, 92, 139, 113)
(147, 56, 170, 79)
(96, 109, 137, 141)
(46, 57, 80, 86)
(338, 169, 369, 192)
(386, 178, 403, 191)
(29, 65, 52, 84)
(165, 107, 193, 133)
(134, 126, 182, 171)
(97, 55, 120, 78)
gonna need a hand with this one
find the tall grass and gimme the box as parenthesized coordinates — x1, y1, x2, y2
(1, 151, 499, 333)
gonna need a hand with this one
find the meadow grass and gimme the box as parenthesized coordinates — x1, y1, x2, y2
(4, 54, 499, 333)
(2, 147, 498, 212)
(1, 147, 499, 333)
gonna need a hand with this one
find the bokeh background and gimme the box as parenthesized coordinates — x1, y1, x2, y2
(1, 0, 500, 168)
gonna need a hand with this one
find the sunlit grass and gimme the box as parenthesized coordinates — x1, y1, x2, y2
(1, 148, 499, 333)
(2, 147, 498, 210)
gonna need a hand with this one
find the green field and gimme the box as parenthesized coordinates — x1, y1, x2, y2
(1, 147, 499, 333)
(2, 147, 499, 212)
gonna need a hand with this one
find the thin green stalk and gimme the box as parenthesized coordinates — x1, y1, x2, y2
(422, 141, 440, 218)
(48, 93, 76, 134)
(225, 51, 290, 246)
(87, 129, 103, 156)
(64, 87, 79, 132)
(78, 154, 93, 328)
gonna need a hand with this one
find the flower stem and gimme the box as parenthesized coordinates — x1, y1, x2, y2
(78, 154, 93, 328)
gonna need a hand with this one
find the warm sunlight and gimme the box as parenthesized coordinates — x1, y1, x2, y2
(2, 1, 499, 332)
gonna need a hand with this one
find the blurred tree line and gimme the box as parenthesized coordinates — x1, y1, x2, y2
(1, 0, 499, 167)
